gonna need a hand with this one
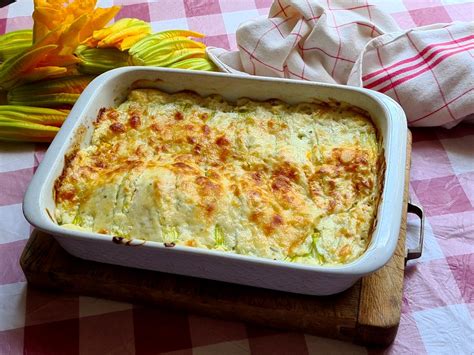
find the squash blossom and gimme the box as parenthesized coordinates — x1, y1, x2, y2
(84, 18, 152, 51)
(75, 45, 131, 75)
(0, 0, 120, 89)
(8, 75, 94, 107)
(0, 0, 218, 143)
(129, 30, 216, 70)
(0, 105, 69, 142)
(0, 30, 33, 62)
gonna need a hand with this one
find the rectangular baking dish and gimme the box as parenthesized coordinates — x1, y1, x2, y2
(23, 67, 407, 296)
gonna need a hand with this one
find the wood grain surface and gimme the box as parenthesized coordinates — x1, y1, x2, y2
(355, 131, 412, 346)
(20, 133, 412, 347)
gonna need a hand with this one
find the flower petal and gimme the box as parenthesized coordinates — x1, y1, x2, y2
(85, 18, 152, 51)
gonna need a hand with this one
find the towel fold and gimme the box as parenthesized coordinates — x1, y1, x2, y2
(208, 0, 474, 128)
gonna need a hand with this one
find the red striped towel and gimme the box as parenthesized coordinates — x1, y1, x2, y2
(207, 0, 474, 128)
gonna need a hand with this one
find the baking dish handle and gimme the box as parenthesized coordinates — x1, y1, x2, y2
(405, 202, 424, 263)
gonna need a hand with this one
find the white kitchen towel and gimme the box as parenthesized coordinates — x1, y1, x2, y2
(207, 0, 474, 128)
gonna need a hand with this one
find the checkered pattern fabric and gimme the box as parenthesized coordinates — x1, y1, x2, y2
(207, 0, 474, 128)
(0, 0, 473, 354)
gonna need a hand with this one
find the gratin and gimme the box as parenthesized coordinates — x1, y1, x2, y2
(54, 88, 383, 265)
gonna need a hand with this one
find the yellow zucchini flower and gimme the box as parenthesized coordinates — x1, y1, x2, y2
(0, 0, 120, 89)
(85, 18, 152, 51)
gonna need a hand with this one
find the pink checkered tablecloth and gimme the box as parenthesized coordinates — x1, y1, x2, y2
(0, 0, 473, 354)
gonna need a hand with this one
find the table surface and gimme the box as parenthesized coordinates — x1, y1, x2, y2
(1, 0, 473, 354)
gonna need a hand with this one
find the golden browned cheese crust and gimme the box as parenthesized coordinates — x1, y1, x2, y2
(55, 89, 383, 265)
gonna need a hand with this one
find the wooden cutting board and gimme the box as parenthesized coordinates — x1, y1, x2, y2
(20, 133, 412, 347)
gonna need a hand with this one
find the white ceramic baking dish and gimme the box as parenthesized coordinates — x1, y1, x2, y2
(23, 67, 407, 295)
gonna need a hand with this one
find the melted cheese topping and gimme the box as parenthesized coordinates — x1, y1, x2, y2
(55, 89, 383, 265)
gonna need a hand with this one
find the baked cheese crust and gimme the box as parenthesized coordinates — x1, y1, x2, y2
(54, 89, 383, 265)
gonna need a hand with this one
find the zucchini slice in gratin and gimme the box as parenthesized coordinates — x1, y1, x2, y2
(54, 89, 383, 266)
